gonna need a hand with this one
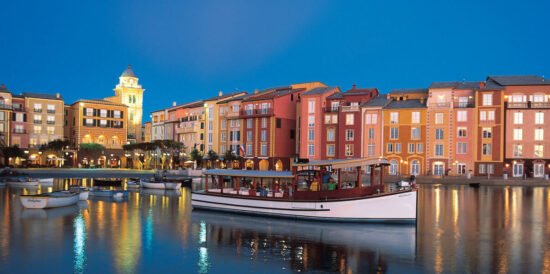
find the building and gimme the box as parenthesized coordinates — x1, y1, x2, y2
(361, 95, 391, 159)
(104, 65, 145, 143)
(24, 92, 64, 166)
(176, 102, 206, 154)
(216, 92, 257, 157)
(144, 122, 151, 142)
(473, 78, 506, 176)
(451, 82, 479, 176)
(383, 91, 428, 176)
(326, 85, 379, 159)
(298, 85, 338, 160)
(10, 95, 28, 149)
(492, 75, 550, 178)
(66, 99, 128, 168)
(151, 108, 167, 141)
(203, 91, 246, 153)
(0, 84, 12, 149)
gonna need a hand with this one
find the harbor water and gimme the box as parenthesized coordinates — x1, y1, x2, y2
(0, 179, 549, 273)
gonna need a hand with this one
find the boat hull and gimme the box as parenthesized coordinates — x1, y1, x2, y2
(38, 178, 54, 184)
(7, 181, 39, 187)
(20, 193, 79, 209)
(141, 180, 181, 190)
(191, 190, 417, 223)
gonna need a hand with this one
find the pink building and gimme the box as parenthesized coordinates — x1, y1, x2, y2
(451, 82, 479, 175)
(298, 86, 340, 160)
(10, 95, 28, 149)
(361, 95, 391, 158)
(494, 75, 550, 178)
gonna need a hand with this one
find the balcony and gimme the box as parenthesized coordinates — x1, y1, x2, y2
(46, 120, 55, 125)
(453, 102, 475, 108)
(0, 104, 12, 110)
(177, 126, 197, 133)
(341, 105, 360, 112)
(479, 119, 495, 125)
(507, 102, 528, 108)
(33, 120, 42, 124)
(532, 102, 550, 108)
(239, 108, 274, 118)
(430, 102, 451, 108)
(323, 107, 339, 113)
(47, 109, 55, 114)
(127, 133, 136, 140)
(34, 108, 42, 113)
(12, 106, 25, 112)
(13, 129, 26, 134)
(226, 111, 240, 118)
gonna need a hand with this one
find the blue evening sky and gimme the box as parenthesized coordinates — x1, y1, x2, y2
(1, 0, 548, 121)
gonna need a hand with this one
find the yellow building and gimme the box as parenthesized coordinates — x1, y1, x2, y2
(203, 91, 246, 153)
(0, 84, 12, 149)
(144, 122, 151, 142)
(105, 65, 145, 144)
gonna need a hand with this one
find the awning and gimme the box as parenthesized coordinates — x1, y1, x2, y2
(291, 157, 389, 169)
(204, 169, 294, 178)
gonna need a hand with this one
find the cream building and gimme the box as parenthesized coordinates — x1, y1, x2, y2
(105, 65, 145, 143)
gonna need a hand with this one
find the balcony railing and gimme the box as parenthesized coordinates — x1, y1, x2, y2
(507, 102, 528, 108)
(127, 134, 136, 140)
(430, 102, 451, 108)
(47, 109, 55, 114)
(46, 120, 55, 124)
(34, 108, 42, 113)
(341, 105, 360, 112)
(12, 106, 25, 111)
(33, 120, 42, 124)
(226, 111, 240, 118)
(323, 107, 339, 113)
(13, 129, 26, 134)
(479, 119, 495, 125)
(453, 102, 475, 108)
(532, 102, 550, 108)
(239, 108, 274, 117)
(0, 104, 12, 110)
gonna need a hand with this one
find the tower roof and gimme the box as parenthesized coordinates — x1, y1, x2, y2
(121, 65, 136, 78)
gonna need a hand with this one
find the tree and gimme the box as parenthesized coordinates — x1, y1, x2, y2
(206, 150, 219, 168)
(40, 139, 71, 166)
(79, 143, 106, 159)
(190, 148, 203, 167)
(1, 145, 25, 167)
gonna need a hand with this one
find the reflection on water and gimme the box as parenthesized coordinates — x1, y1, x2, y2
(1, 180, 550, 272)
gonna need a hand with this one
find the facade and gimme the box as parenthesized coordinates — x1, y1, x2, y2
(66, 99, 128, 168)
(383, 92, 428, 176)
(151, 109, 167, 141)
(203, 92, 246, 153)
(10, 95, 27, 149)
(451, 82, 479, 176)
(144, 122, 151, 142)
(327, 85, 379, 159)
(492, 76, 550, 178)
(24, 92, 64, 166)
(104, 65, 145, 143)
(361, 95, 391, 159)
(298, 86, 338, 160)
(426, 82, 458, 176)
(0, 84, 12, 148)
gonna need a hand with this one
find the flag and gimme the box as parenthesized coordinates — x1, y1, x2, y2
(239, 144, 245, 155)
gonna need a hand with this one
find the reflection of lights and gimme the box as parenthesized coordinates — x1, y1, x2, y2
(73, 212, 86, 273)
(199, 221, 206, 244)
(198, 221, 209, 273)
(145, 208, 153, 251)
(452, 189, 459, 225)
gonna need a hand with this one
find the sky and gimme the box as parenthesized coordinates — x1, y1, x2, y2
(1, 0, 549, 121)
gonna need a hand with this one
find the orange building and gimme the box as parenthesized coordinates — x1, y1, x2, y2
(66, 99, 128, 168)
(383, 90, 428, 176)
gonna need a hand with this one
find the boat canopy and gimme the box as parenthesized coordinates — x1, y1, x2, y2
(204, 169, 294, 178)
(291, 157, 389, 169)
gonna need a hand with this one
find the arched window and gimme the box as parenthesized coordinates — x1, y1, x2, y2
(389, 160, 398, 175)
(411, 160, 420, 175)
(97, 136, 106, 145)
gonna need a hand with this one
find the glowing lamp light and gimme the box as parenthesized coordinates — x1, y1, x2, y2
(513, 160, 517, 164)
(505, 163, 510, 168)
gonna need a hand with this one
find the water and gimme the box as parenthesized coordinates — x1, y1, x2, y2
(1, 180, 550, 273)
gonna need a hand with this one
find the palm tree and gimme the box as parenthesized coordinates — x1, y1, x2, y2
(206, 150, 219, 168)
(40, 139, 70, 167)
(190, 148, 203, 168)
(1, 145, 25, 167)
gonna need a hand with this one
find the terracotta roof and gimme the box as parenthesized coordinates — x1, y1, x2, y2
(243, 88, 304, 102)
(0, 84, 11, 93)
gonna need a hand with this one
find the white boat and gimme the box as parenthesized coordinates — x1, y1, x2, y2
(89, 189, 129, 197)
(7, 178, 39, 187)
(140, 179, 181, 190)
(192, 158, 417, 223)
(38, 178, 54, 186)
(66, 186, 90, 200)
(20, 191, 79, 209)
(126, 181, 141, 188)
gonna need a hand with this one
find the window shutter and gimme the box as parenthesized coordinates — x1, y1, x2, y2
(12, 113, 15, 121)
(23, 114, 27, 122)
(83, 108, 86, 115)
(121, 122, 123, 128)
(120, 111, 123, 119)
(93, 119, 97, 126)
(82, 118, 85, 126)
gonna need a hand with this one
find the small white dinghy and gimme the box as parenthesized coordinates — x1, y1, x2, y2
(7, 177, 39, 188)
(140, 179, 181, 190)
(67, 186, 90, 200)
(20, 191, 79, 209)
(126, 180, 141, 189)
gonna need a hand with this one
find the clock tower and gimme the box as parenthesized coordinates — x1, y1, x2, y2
(104, 65, 145, 143)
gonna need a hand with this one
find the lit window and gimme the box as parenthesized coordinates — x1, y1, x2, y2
(513, 129, 523, 140)
(482, 143, 492, 155)
(457, 111, 467, 122)
(435, 113, 444, 124)
(534, 145, 544, 158)
(514, 112, 523, 124)
(535, 129, 544, 141)
(457, 127, 467, 137)
(345, 144, 354, 156)
(411, 112, 420, 124)
(513, 145, 523, 157)
(535, 112, 544, 124)
(308, 100, 315, 113)
(390, 112, 398, 124)
(483, 128, 492, 139)
(480, 111, 486, 121)
(483, 93, 493, 106)
(345, 114, 354, 125)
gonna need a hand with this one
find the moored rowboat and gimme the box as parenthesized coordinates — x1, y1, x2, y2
(7, 179, 39, 187)
(67, 186, 90, 200)
(140, 179, 181, 190)
(20, 191, 79, 209)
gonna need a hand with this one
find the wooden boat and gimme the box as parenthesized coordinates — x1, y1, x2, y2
(67, 186, 90, 200)
(20, 191, 79, 209)
(7, 177, 39, 187)
(140, 179, 182, 190)
(89, 189, 129, 197)
(93, 178, 122, 186)
(192, 158, 417, 223)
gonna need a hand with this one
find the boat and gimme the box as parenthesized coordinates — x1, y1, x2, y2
(140, 179, 182, 190)
(67, 186, 90, 200)
(7, 177, 39, 187)
(93, 178, 122, 186)
(126, 179, 141, 189)
(140, 188, 182, 197)
(89, 189, 129, 197)
(192, 157, 417, 223)
(38, 178, 54, 184)
(20, 191, 79, 209)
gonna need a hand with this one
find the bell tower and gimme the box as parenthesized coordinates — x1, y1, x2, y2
(105, 65, 145, 143)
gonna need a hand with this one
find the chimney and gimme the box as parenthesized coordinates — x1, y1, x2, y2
(173, 101, 176, 107)
(56, 93, 60, 98)
(352, 84, 357, 90)
(219, 91, 223, 96)
(254, 89, 258, 94)
(0, 84, 4, 89)
(386, 94, 391, 100)
(420, 97, 425, 104)
(479, 82, 484, 89)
